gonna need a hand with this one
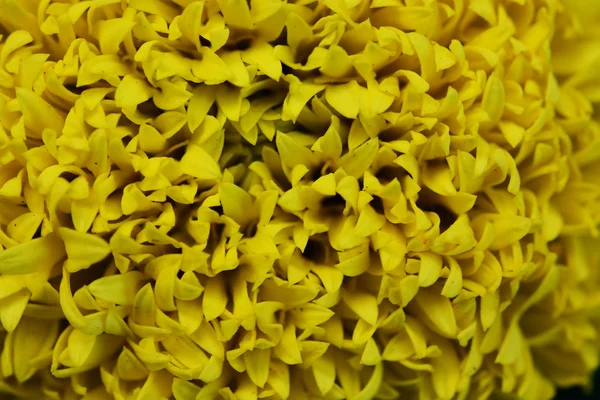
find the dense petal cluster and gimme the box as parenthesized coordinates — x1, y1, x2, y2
(0, 0, 600, 399)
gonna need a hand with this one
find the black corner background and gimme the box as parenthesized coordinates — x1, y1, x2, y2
(553, 369, 600, 400)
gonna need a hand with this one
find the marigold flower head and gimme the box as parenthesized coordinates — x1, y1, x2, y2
(0, 0, 600, 399)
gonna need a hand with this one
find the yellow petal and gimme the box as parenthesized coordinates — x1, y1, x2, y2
(274, 323, 303, 365)
(181, 144, 222, 181)
(203, 274, 227, 321)
(418, 253, 443, 287)
(353, 362, 383, 400)
(291, 303, 335, 329)
(325, 81, 360, 119)
(16, 88, 65, 137)
(342, 290, 378, 326)
(177, 298, 204, 334)
(320, 45, 353, 78)
(360, 337, 381, 366)
(131, 283, 157, 327)
(192, 48, 231, 83)
(430, 338, 460, 400)
(474, 214, 532, 250)
(155, 79, 193, 110)
(0, 290, 30, 332)
(282, 75, 325, 122)
(242, 40, 282, 81)
(67, 329, 97, 367)
(338, 139, 379, 178)
(312, 265, 344, 293)
(355, 205, 386, 237)
(409, 288, 458, 338)
(276, 132, 321, 170)
(173, 378, 202, 400)
(12, 317, 58, 382)
(97, 18, 135, 55)
(244, 348, 271, 388)
(154, 266, 178, 312)
(312, 353, 335, 395)
(216, 84, 245, 121)
(267, 361, 290, 399)
(58, 228, 111, 272)
(6, 213, 42, 244)
(482, 74, 505, 123)
(88, 271, 146, 305)
(188, 86, 216, 132)
(218, 0, 254, 29)
(336, 243, 371, 277)
(0, 234, 65, 275)
(312, 119, 343, 160)
(138, 124, 167, 154)
(115, 75, 154, 109)
(116, 347, 149, 381)
(441, 257, 462, 298)
(219, 183, 255, 227)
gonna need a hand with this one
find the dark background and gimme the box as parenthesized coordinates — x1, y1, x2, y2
(553, 368, 600, 399)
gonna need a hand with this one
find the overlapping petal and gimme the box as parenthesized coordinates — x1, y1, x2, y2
(0, 0, 599, 399)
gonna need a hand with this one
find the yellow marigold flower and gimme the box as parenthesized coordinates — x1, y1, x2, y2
(1, 0, 600, 399)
